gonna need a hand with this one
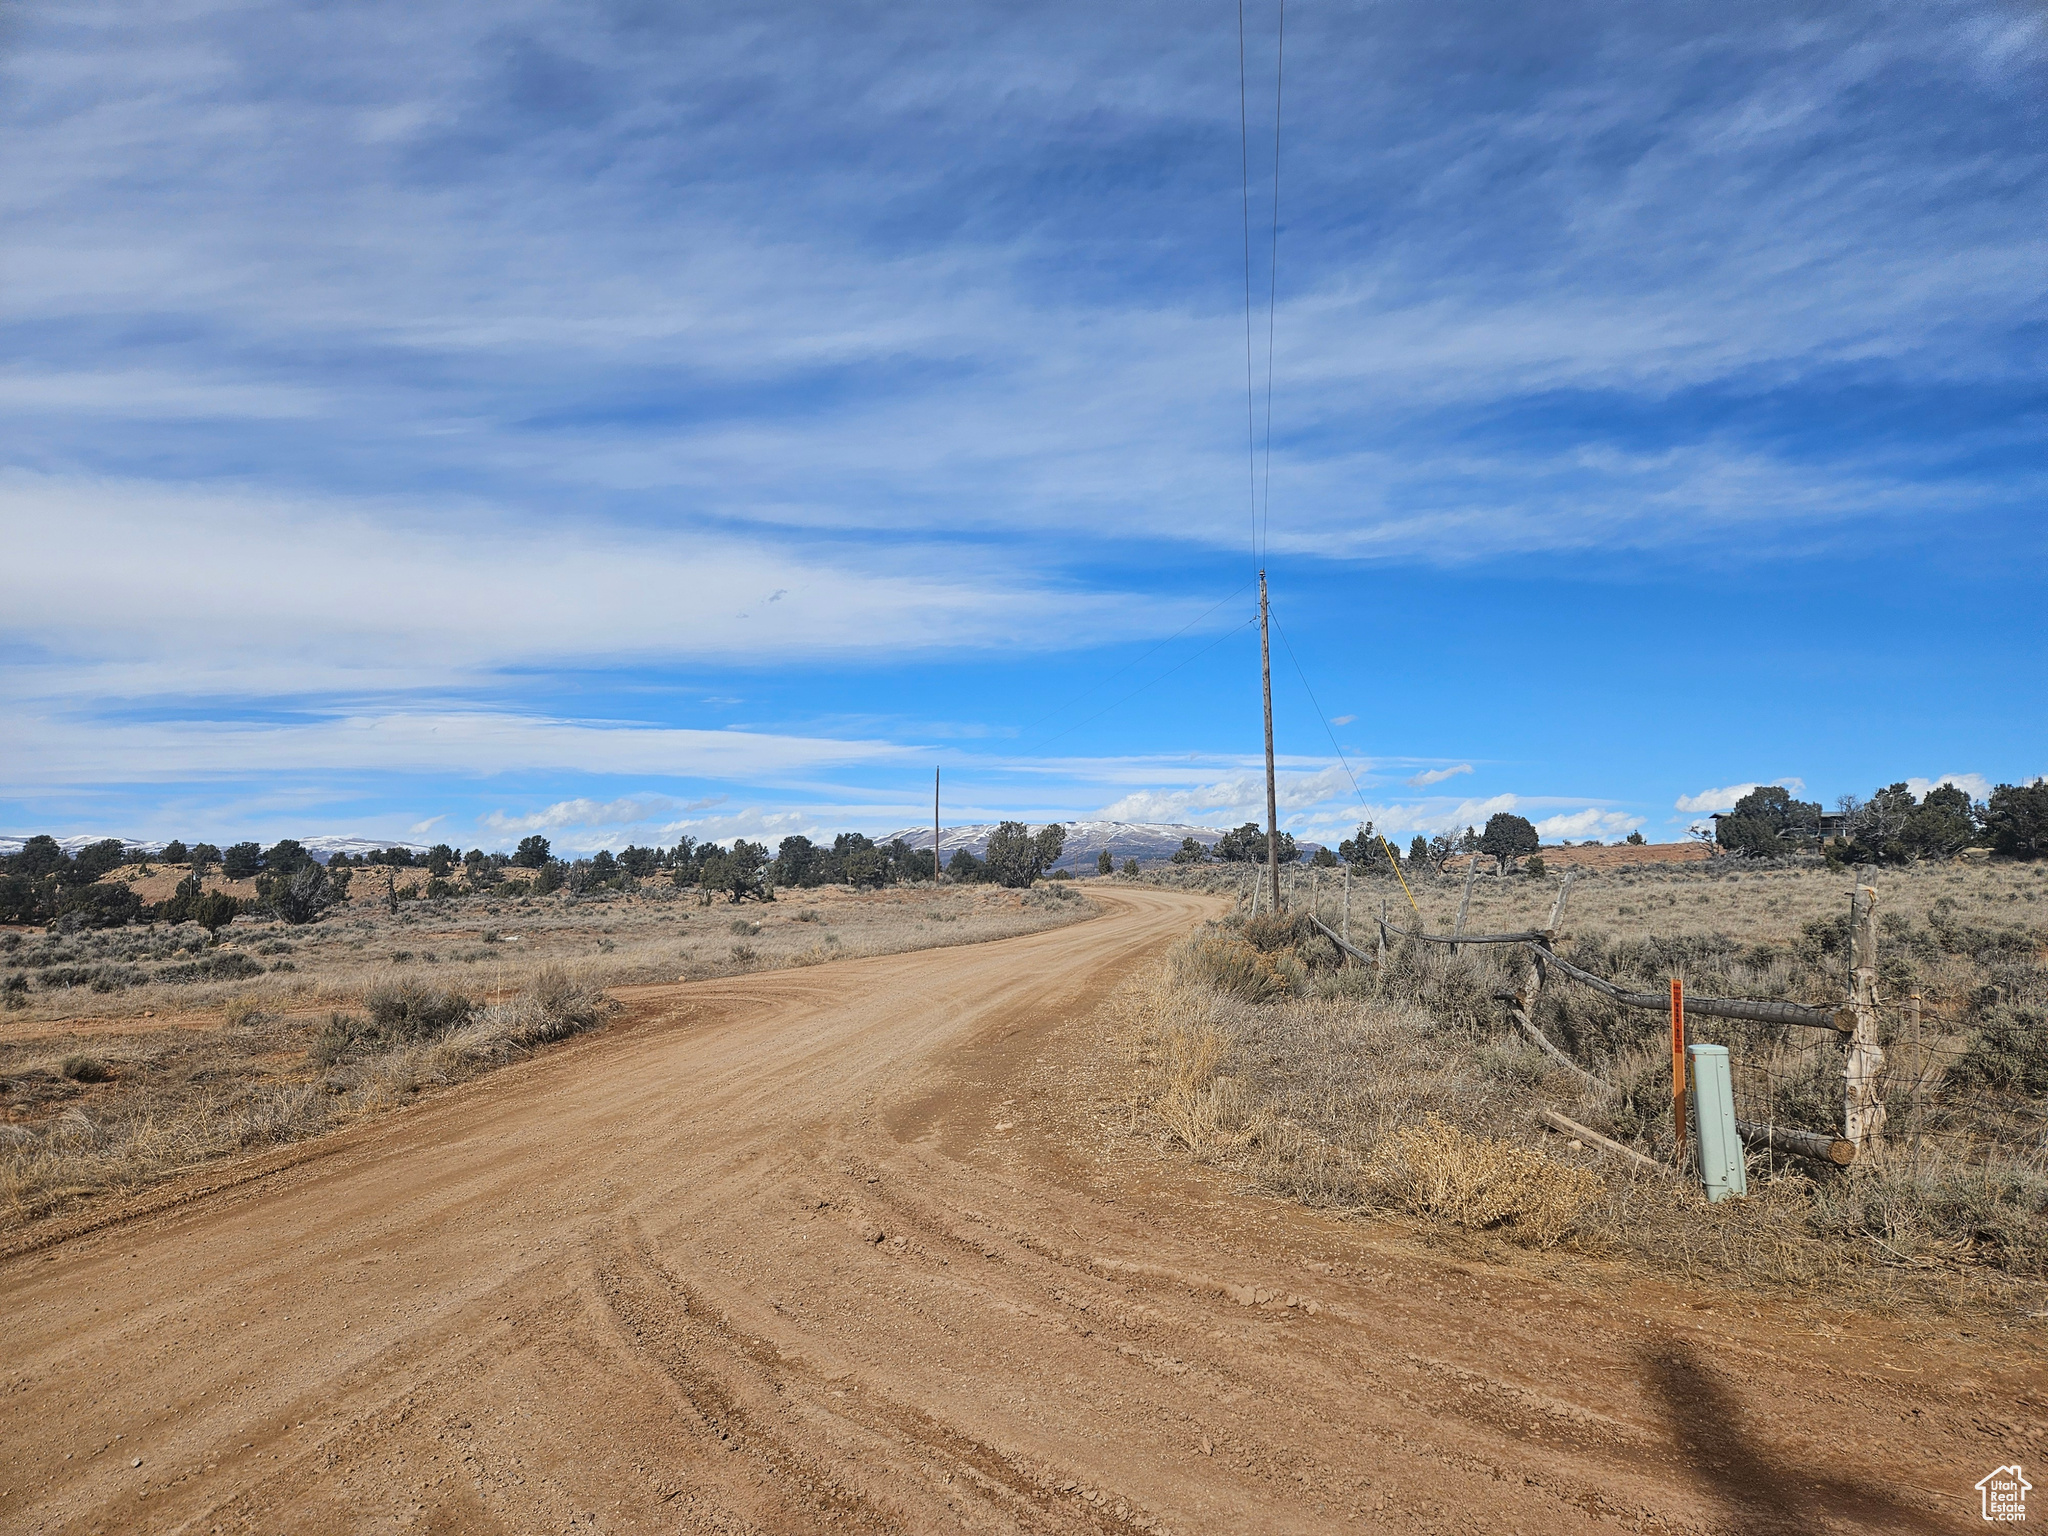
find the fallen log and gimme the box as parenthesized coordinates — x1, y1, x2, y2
(1381, 917, 1550, 946)
(1733, 1118, 1855, 1167)
(1537, 1109, 1672, 1178)
(1308, 914, 1377, 968)
(1534, 944, 1850, 1034)
(1507, 1004, 1606, 1088)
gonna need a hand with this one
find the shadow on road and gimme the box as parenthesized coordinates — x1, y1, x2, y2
(1640, 1340, 1950, 1535)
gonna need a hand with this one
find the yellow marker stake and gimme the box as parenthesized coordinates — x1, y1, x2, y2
(1380, 836, 1421, 918)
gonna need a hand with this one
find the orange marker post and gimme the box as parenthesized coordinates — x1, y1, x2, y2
(1670, 977, 1687, 1157)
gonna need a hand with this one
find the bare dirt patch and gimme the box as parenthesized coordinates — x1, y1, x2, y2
(1, 880, 1093, 1226)
(0, 887, 2032, 1535)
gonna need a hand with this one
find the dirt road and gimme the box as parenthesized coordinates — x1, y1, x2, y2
(1, 886, 2032, 1533)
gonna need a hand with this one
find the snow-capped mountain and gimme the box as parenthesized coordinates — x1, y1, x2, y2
(297, 836, 436, 864)
(0, 833, 434, 864)
(0, 834, 165, 857)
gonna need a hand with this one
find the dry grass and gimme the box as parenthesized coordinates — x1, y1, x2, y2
(1121, 854, 2048, 1306)
(1366, 1116, 1602, 1249)
(0, 966, 616, 1227)
(0, 881, 1094, 1229)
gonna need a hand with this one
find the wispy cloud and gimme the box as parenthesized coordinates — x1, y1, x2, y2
(3, 0, 2040, 844)
(4, 710, 918, 787)
(480, 796, 723, 835)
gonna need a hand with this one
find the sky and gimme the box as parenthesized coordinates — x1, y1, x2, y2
(3, 0, 2043, 855)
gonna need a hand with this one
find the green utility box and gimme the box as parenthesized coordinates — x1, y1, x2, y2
(1687, 1043, 1746, 1202)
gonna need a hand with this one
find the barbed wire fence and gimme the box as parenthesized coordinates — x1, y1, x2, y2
(1257, 866, 2047, 1183)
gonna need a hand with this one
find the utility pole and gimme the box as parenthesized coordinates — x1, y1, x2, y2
(934, 767, 942, 885)
(1259, 570, 1281, 913)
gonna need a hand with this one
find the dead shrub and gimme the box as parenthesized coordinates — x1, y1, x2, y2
(1152, 1023, 1270, 1158)
(363, 978, 474, 1040)
(220, 995, 270, 1028)
(1242, 912, 1311, 952)
(523, 965, 604, 1034)
(1367, 1115, 1600, 1248)
(309, 1011, 370, 1067)
(1176, 934, 1293, 1002)
(60, 1055, 114, 1083)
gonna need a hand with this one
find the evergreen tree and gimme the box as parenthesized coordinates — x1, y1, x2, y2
(1478, 813, 1539, 870)
(1984, 782, 2048, 860)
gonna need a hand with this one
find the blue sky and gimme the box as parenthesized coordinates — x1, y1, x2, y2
(3, 0, 2043, 854)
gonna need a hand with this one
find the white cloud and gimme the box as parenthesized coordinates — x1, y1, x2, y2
(1407, 764, 1473, 788)
(0, 472, 1176, 702)
(1329, 714, 1356, 726)
(1095, 765, 1358, 827)
(1673, 778, 1805, 814)
(1904, 773, 1993, 801)
(3, 709, 916, 787)
(1534, 808, 1645, 841)
(480, 796, 720, 835)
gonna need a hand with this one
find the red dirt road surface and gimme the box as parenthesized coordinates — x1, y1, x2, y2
(1, 887, 2033, 1533)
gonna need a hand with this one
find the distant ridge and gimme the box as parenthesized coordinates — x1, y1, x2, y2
(882, 820, 1320, 871)
(0, 833, 435, 864)
(0, 834, 165, 858)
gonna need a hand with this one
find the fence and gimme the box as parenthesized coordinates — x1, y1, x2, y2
(1251, 866, 2042, 1180)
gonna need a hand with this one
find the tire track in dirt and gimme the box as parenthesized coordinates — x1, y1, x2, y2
(0, 885, 2023, 1534)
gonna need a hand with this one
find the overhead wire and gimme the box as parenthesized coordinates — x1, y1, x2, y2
(1236, 0, 1260, 577)
(1258, 0, 1286, 567)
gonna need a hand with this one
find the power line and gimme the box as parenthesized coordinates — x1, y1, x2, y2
(1236, 0, 1259, 578)
(1259, 0, 1286, 567)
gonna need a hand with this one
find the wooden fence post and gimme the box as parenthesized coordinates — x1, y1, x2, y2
(1515, 871, 1579, 1036)
(1671, 978, 1687, 1159)
(1544, 869, 1577, 939)
(1453, 855, 1480, 955)
(1342, 867, 1351, 950)
(1377, 898, 1389, 968)
(1909, 991, 1924, 1178)
(1844, 884, 1887, 1154)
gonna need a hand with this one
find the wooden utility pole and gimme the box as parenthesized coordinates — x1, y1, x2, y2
(933, 767, 942, 885)
(1259, 570, 1281, 913)
(1844, 883, 1887, 1152)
